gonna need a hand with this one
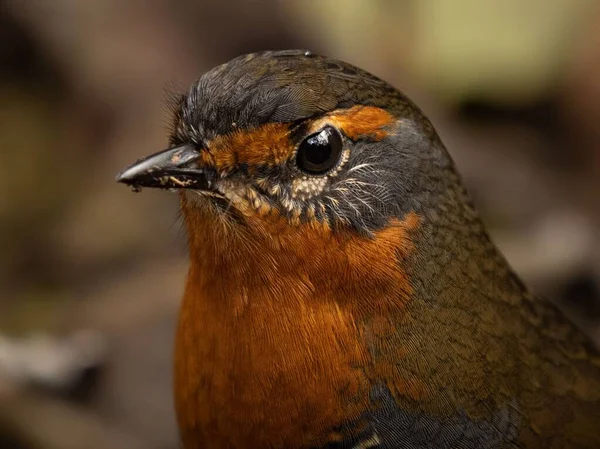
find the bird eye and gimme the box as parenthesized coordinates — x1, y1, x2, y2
(296, 126, 343, 175)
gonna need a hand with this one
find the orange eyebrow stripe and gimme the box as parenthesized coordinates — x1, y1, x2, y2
(200, 122, 294, 172)
(200, 105, 396, 172)
(313, 105, 397, 141)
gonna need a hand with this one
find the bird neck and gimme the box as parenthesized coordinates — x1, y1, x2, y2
(181, 202, 421, 314)
(179, 182, 524, 314)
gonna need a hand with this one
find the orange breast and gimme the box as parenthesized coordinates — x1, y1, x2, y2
(175, 279, 370, 448)
(174, 202, 419, 448)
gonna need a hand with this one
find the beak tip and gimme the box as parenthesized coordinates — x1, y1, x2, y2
(116, 162, 146, 185)
(115, 170, 130, 183)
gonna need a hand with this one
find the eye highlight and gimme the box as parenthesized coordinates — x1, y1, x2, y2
(296, 126, 343, 175)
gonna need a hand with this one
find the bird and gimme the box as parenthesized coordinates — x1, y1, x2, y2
(116, 50, 600, 449)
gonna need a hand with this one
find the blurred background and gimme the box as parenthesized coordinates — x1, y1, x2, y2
(1, 1, 599, 447)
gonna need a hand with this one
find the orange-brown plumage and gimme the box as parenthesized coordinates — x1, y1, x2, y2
(309, 105, 396, 141)
(199, 122, 295, 171)
(175, 188, 419, 447)
(118, 50, 600, 448)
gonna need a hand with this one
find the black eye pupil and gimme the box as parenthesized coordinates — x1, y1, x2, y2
(304, 137, 331, 165)
(296, 126, 343, 175)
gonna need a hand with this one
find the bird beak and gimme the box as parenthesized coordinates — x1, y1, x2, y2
(116, 144, 211, 190)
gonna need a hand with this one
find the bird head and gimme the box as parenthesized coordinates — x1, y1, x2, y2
(117, 50, 458, 251)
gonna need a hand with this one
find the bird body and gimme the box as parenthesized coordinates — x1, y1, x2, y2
(118, 50, 600, 448)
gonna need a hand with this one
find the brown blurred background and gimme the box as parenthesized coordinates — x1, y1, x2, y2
(1, 1, 599, 448)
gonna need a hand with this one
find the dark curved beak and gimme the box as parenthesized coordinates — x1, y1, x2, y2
(116, 144, 211, 190)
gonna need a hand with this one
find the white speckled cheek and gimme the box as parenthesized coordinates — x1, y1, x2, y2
(291, 175, 328, 200)
(217, 180, 248, 205)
